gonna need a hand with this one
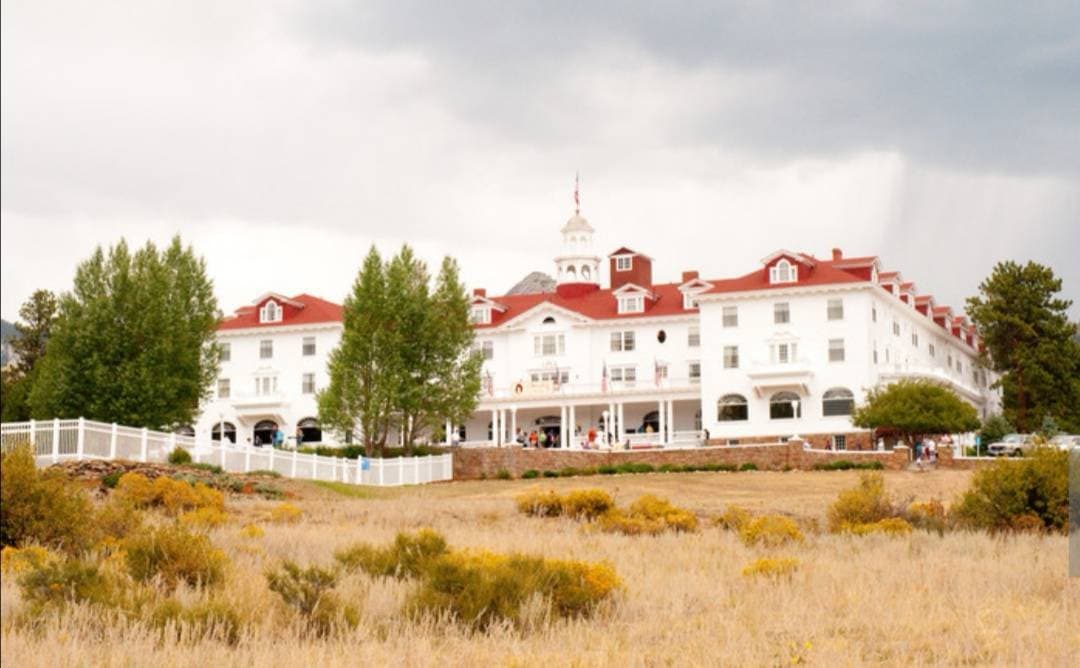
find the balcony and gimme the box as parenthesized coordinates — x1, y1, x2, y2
(229, 391, 290, 416)
(480, 376, 700, 402)
(745, 358, 814, 396)
(877, 364, 983, 401)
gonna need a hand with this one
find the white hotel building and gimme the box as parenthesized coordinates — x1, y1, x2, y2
(195, 205, 999, 451)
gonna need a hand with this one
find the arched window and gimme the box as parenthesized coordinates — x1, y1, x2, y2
(253, 420, 278, 446)
(174, 425, 195, 437)
(769, 259, 797, 284)
(211, 422, 237, 444)
(565, 265, 577, 279)
(822, 388, 855, 417)
(770, 391, 801, 419)
(581, 265, 591, 281)
(297, 417, 322, 444)
(718, 394, 748, 421)
(542, 316, 556, 325)
(259, 300, 282, 323)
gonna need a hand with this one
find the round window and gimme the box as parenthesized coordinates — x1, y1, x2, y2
(657, 330, 667, 343)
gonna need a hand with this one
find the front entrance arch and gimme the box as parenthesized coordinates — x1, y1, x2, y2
(297, 417, 322, 444)
(253, 420, 278, 447)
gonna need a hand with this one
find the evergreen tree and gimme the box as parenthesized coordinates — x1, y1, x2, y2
(853, 379, 980, 446)
(1, 290, 58, 421)
(966, 261, 1080, 433)
(28, 237, 219, 429)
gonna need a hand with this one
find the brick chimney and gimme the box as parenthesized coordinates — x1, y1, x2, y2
(832, 248, 843, 261)
(472, 288, 486, 298)
(681, 270, 699, 283)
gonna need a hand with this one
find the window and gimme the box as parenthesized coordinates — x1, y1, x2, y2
(718, 394, 749, 421)
(929, 342, 936, 357)
(723, 345, 739, 369)
(774, 302, 790, 324)
(302, 336, 316, 356)
(827, 298, 844, 321)
(610, 331, 635, 352)
(687, 327, 700, 347)
(770, 342, 798, 364)
(534, 334, 565, 356)
(610, 366, 636, 385)
(873, 341, 878, 365)
(769, 259, 797, 284)
(683, 292, 699, 310)
(657, 330, 667, 343)
(615, 256, 633, 271)
(832, 435, 847, 450)
(618, 295, 645, 314)
(822, 388, 855, 416)
(956, 360, 963, 374)
(542, 316, 556, 325)
(217, 378, 230, 399)
(769, 391, 801, 419)
(259, 300, 282, 323)
(892, 320, 901, 336)
(260, 340, 273, 359)
(947, 353, 953, 368)
(581, 265, 592, 281)
(911, 332, 919, 347)
(828, 338, 845, 362)
(529, 369, 569, 385)
(302, 373, 316, 394)
(219, 342, 230, 362)
(475, 340, 494, 360)
(688, 361, 701, 382)
(722, 306, 739, 327)
(872, 305, 878, 322)
(255, 375, 278, 396)
(470, 306, 491, 325)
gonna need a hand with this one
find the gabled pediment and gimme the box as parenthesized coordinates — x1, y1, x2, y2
(498, 301, 594, 329)
(611, 282, 655, 299)
(760, 250, 816, 268)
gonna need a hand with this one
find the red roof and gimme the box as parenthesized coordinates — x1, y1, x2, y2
(218, 293, 343, 331)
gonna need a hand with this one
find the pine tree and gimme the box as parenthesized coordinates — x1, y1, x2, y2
(0, 290, 58, 421)
(966, 261, 1080, 433)
(27, 237, 219, 428)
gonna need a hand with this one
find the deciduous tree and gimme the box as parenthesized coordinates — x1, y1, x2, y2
(853, 379, 980, 447)
(28, 237, 219, 429)
(0, 290, 58, 421)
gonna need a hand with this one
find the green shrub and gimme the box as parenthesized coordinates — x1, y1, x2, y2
(739, 515, 804, 547)
(542, 470, 559, 478)
(267, 561, 358, 636)
(813, 460, 885, 471)
(597, 465, 618, 475)
(495, 469, 512, 480)
(336, 528, 449, 579)
(167, 447, 193, 465)
(1, 444, 94, 554)
(95, 497, 145, 541)
(615, 462, 655, 474)
(185, 462, 224, 474)
(739, 462, 759, 471)
(951, 448, 1068, 532)
(906, 500, 948, 534)
(18, 559, 118, 613)
(249, 469, 282, 478)
(151, 598, 242, 644)
(521, 469, 539, 479)
(124, 524, 227, 589)
(408, 550, 620, 630)
(657, 464, 677, 473)
(102, 470, 124, 489)
(827, 472, 897, 532)
(558, 467, 582, 477)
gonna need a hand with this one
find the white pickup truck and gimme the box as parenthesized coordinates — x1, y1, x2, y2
(986, 433, 1033, 457)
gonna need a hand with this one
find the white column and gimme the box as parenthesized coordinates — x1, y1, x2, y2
(109, 422, 118, 459)
(568, 404, 577, 448)
(668, 400, 676, 443)
(445, 418, 452, 445)
(608, 402, 616, 442)
(140, 427, 149, 463)
(658, 399, 667, 444)
(510, 408, 517, 444)
(618, 403, 625, 441)
(491, 409, 498, 445)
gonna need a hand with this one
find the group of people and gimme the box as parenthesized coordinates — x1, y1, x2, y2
(914, 436, 947, 467)
(512, 425, 622, 450)
(250, 426, 304, 449)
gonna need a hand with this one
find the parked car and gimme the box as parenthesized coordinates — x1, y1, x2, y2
(1050, 434, 1080, 451)
(986, 433, 1033, 457)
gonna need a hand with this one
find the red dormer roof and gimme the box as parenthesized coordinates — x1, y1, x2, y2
(218, 293, 343, 331)
(609, 246, 650, 258)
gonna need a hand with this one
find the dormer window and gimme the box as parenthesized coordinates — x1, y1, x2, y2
(470, 306, 491, 325)
(615, 256, 633, 272)
(618, 295, 645, 314)
(769, 259, 797, 284)
(683, 293, 698, 310)
(259, 300, 282, 323)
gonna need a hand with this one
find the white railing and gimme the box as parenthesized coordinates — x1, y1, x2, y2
(483, 377, 700, 400)
(0, 418, 453, 487)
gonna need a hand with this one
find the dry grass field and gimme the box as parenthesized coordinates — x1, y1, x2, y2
(3, 468, 1077, 667)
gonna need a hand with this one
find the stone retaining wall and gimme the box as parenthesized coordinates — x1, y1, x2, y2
(451, 439, 914, 480)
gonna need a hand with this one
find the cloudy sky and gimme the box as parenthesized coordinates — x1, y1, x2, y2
(2, 0, 1078, 322)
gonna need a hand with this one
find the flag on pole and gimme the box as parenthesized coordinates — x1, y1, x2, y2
(484, 371, 494, 397)
(655, 359, 661, 387)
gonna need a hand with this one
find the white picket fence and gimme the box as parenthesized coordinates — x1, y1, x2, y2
(0, 418, 453, 487)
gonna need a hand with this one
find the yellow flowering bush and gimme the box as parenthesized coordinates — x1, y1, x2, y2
(596, 495, 698, 535)
(116, 472, 224, 515)
(713, 505, 753, 531)
(739, 515, 805, 548)
(515, 489, 566, 517)
(559, 489, 616, 519)
(336, 528, 449, 578)
(1, 545, 59, 575)
(123, 524, 228, 589)
(741, 557, 800, 578)
(840, 517, 913, 536)
(179, 507, 230, 529)
(269, 502, 303, 524)
(239, 523, 265, 539)
(827, 472, 897, 532)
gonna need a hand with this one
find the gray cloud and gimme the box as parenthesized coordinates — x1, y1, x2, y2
(2, 0, 1078, 321)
